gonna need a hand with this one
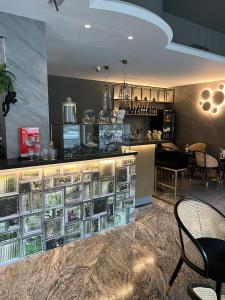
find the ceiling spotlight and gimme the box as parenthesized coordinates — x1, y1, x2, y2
(84, 24, 91, 29)
(128, 36, 134, 40)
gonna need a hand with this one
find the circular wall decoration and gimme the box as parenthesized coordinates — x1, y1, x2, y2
(200, 84, 225, 116)
(219, 84, 225, 90)
(212, 90, 225, 106)
(212, 107, 218, 114)
(201, 89, 211, 101)
(202, 101, 211, 112)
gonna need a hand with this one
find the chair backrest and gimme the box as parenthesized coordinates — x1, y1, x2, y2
(195, 151, 219, 168)
(175, 198, 225, 272)
(161, 143, 179, 151)
(188, 143, 206, 152)
(187, 284, 217, 300)
(175, 198, 225, 240)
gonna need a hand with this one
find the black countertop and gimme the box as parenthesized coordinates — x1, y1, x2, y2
(0, 151, 138, 171)
(128, 139, 171, 146)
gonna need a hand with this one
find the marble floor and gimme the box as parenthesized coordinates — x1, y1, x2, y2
(0, 176, 224, 300)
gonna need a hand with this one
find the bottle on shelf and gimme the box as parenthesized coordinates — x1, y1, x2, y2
(136, 105, 140, 115)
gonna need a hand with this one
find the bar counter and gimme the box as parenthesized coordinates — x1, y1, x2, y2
(0, 151, 138, 170)
(0, 151, 137, 266)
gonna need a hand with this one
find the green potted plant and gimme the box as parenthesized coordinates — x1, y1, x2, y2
(0, 63, 17, 116)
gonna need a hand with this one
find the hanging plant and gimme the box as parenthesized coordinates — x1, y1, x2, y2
(0, 63, 15, 94)
(0, 63, 17, 117)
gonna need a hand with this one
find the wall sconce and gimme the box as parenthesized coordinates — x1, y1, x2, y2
(200, 84, 225, 115)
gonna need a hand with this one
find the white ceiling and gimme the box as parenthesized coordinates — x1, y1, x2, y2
(1, 0, 225, 87)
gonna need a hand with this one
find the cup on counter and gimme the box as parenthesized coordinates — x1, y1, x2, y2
(41, 147, 49, 160)
(49, 148, 57, 160)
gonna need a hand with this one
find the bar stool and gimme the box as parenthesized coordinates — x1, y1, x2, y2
(154, 151, 188, 203)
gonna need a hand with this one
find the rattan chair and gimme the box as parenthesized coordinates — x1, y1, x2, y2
(187, 284, 217, 300)
(161, 143, 179, 152)
(188, 143, 207, 152)
(193, 151, 221, 187)
(167, 198, 225, 299)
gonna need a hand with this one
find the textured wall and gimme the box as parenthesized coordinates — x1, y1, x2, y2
(175, 79, 225, 155)
(48, 75, 111, 124)
(0, 12, 49, 158)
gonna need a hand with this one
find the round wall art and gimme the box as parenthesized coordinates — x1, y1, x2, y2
(200, 84, 225, 115)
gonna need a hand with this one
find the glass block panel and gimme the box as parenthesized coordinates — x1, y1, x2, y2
(100, 180, 114, 196)
(83, 201, 92, 220)
(22, 213, 42, 235)
(20, 193, 31, 214)
(100, 215, 108, 232)
(45, 237, 64, 250)
(0, 240, 20, 263)
(0, 175, 17, 195)
(65, 222, 81, 234)
(115, 209, 126, 227)
(65, 205, 81, 223)
(32, 192, 42, 212)
(93, 198, 107, 216)
(45, 218, 64, 240)
(116, 167, 128, 183)
(92, 217, 100, 234)
(44, 190, 64, 209)
(23, 235, 43, 257)
(20, 169, 41, 181)
(65, 185, 82, 204)
(43, 167, 61, 178)
(0, 195, 19, 219)
(31, 180, 42, 191)
(54, 175, 72, 187)
(100, 160, 115, 180)
(19, 182, 31, 194)
(83, 220, 91, 237)
(63, 164, 82, 175)
(83, 182, 92, 200)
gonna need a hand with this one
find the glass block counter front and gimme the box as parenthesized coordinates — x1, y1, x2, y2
(0, 155, 136, 265)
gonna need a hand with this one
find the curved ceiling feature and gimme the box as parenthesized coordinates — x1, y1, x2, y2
(90, 0, 173, 44)
(1, 0, 225, 87)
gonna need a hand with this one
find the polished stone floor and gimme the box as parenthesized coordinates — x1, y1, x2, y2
(0, 176, 224, 300)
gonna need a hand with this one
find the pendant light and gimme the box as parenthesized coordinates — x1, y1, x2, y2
(102, 66, 112, 110)
(48, 0, 66, 11)
(119, 59, 131, 100)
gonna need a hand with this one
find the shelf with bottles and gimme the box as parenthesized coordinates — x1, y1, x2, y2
(113, 84, 174, 103)
(120, 104, 158, 117)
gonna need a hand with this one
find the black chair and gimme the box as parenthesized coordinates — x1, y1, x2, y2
(167, 197, 225, 299)
(187, 283, 217, 300)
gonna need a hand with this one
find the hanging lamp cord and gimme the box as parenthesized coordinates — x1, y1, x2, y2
(122, 62, 127, 84)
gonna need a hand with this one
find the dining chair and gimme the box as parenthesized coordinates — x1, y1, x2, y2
(193, 151, 221, 187)
(167, 197, 225, 300)
(188, 143, 207, 152)
(187, 283, 217, 300)
(161, 143, 179, 151)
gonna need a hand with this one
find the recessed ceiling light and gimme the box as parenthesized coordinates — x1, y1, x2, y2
(84, 24, 91, 29)
(128, 36, 134, 40)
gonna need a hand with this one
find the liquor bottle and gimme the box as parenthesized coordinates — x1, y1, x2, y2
(136, 105, 140, 114)
(145, 105, 147, 114)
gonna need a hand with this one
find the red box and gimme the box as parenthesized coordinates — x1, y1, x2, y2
(20, 128, 40, 158)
